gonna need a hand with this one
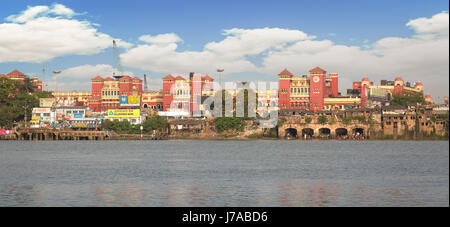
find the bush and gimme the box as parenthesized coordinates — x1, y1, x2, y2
(142, 114, 168, 133)
(214, 117, 246, 132)
(317, 115, 328, 124)
(102, 114, 168, 134)
(305, 117, 312, 124)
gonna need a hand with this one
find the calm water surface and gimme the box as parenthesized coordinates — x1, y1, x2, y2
(0, 140, 448, 207)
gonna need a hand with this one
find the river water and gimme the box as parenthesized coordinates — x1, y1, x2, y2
(0, 140, 448, 207)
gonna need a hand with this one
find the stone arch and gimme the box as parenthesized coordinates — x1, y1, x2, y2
(319, 128, 331, 137)
(301, 128, 314, 139)
(353, 128, 365, 138)
(335, 128, 348, 137)
(285, 128, 298, 139)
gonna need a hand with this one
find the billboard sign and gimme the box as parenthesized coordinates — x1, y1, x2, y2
(107, 109, 140, 118)
(30, 116, 40, 124)
(40, 98, 55, 108)
(120, 95, 140, 106)
(73, 113, 84, 118)
(32, 108, 51, 114)
(369, 88, 388, 99)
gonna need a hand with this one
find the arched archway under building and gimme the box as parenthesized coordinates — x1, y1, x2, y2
(353, 128, 365, 139)
(319, 128, 331, 138)
(336, 128, 348, 139)
(302, 128, 314, 139)
(285, 128, 298, 139)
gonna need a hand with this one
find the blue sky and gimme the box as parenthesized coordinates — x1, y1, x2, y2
(0, 0, 448, 100)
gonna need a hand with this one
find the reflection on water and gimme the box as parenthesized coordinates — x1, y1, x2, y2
(0, 140, 448, 207)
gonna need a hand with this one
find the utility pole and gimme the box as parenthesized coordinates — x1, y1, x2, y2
(53, 71, 61, 92)
(217, 69, 224, 88)
(42, 65, 46, 91)
(144, 74, 149, 92)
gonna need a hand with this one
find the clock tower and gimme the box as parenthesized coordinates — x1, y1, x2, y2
(309, 67, 326, 111)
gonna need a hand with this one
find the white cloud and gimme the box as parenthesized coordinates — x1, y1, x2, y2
(406, 11, 449, 36)
(58, 64, 134, 79)
(139, 33, 183, 45)
(0, 4, 132, 63)
(121, 27, 314, 75)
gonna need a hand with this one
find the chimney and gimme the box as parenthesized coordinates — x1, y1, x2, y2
(189, 72, 194, 81)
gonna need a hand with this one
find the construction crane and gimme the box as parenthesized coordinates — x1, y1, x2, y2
(144, 74, 149, 91)
(112, 40, 124, 79)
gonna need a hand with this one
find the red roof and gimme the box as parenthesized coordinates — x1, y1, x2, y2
(0, 74, 6, 78)
(132, 76, 142, 81)
(104, 77, 114, 81)
(362, 77, 370, 82)
(202, 75, 214, 81)
(175, 75, 185, 80)
(92, 76, 104, 81)
(416, 81, 423, 86)
(119, 76, 132, 81)
(7, 69, 25, 77)
(395, 77, 403, 82)
(278, 68, 293, 76)
(425, 94, 431, 98)
(162, 74, 175, 80)
(309, 67, 326, 73)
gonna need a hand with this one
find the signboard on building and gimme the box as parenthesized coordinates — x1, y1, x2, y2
(73, 113, 84, 118)
(30, 116, 40, 124)
(32, 108, 51, 114)
(120, 95, 141, 106)
(39, 98, 55, 108)
(369, 88, 388, 99)
(107, 109, 140, 118)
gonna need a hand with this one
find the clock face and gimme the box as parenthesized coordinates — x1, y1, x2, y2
(313, 76, 320, 83)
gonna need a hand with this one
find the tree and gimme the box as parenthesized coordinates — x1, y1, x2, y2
(214, 117, 245, 132)
(142, 114, 168, 132)
(390, 92, 425, 106)
(318, 115, 328, 125)
(0, 77, 41, 127)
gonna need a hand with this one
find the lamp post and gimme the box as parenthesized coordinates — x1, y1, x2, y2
(53, 71, 61, 92)
(140, 125, 143, 140)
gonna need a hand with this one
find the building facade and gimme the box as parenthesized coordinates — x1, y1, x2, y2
(1, 70, 43, 92)
(162, 73, 214, 114)
(352, 77, 424, 108)
(89, 76, 143, 112)
(278, 67, 355, 111)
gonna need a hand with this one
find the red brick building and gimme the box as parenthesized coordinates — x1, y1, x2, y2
(162, 73, 214, 113)
(278, 67, 342, 111)
(89, 75, 143, 112)
(1, 70, 43, 92)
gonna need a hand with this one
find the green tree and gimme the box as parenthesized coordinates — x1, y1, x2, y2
(214, 117, 246, 132)
(305, 117, 312, 124)
(390, 92, 425, 106)
(318, 115, 328, 125)
(142, 114, 168, 132)
(0, 77, 41, 127)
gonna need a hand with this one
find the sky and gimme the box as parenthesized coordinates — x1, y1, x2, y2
(0, 0, 448, 101)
